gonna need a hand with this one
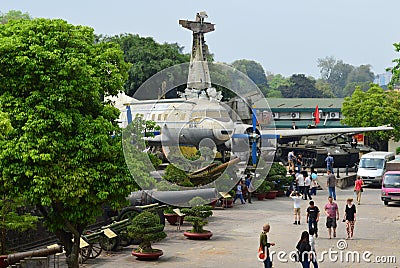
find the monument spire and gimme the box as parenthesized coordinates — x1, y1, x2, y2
(179, 11, 215, 91)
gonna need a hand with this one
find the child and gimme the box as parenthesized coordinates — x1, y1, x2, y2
(290, 191, 302, 225)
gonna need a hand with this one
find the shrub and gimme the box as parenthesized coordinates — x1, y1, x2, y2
(181, 205, 213, 233)
(127, 211, 166, 253)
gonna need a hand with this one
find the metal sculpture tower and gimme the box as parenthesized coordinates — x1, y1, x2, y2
(179, 11, 215, 91)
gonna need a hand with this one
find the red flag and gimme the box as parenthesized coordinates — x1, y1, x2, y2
(314, 105, 320, 125)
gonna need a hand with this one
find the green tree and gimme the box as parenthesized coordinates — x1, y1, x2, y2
(279, 74, 322, 98)
(0, 197, 40, 254)
(317, 56, 355, 97)
(342, 81, 371, 97)
(0, 10, 31, 24)
(390, 42, 400, 87)
(102, 34, 190, 96)
(0, 19, 138, 268)
(315, 79, 335, 98)
(231, 59, 268, 86)
(265, 73, 289, 98)
(341, 85, 400, 150)
(0, 111, 40, 254)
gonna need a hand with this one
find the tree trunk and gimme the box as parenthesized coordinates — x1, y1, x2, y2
(55, 224, 81, 268)
(67, 237, 80, 268)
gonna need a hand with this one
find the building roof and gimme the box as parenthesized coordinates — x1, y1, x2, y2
(255, 98, 345, 112)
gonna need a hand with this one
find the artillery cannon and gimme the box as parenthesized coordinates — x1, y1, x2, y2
(79, 203, 167, 262)
(6, 245, 63, 266)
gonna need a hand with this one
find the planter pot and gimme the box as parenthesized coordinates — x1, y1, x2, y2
(164, 214, 185, 225)
(183, 231, 213, 240)
(208, 199, 218, 209)
(276, 190, 285, 197)
(256, 193, 266, 200)
(266, 191, 278, 199)
(222, 199, 233, 208)
(132, 249, 163, 261)
(0, 255, 7, 268)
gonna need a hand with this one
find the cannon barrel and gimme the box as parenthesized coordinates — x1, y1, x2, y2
(7, 245, 63, 265)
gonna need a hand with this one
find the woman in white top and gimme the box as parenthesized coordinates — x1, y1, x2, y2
(304, 175, 312, 200)
(296, 173, 305, 197)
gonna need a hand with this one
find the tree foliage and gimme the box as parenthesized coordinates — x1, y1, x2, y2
(231, 59, 268, 86)
(317, 56, 374, 97)
(341, 85, 400, 149)
(0, 18, 137, 268)
(0, 111, 39, 254)
(0, 10, 31, 24)
(101, 34, 190, 96)
(0, 197, 40, 254)
(390, 42, 400, 86)
(279, 74, 322, 98)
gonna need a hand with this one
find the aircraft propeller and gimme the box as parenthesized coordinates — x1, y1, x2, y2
(231, 107, 278, 166)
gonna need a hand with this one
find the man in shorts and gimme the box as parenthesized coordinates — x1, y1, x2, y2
(324, 196, 339, 239)
(290, 191, 302, 225)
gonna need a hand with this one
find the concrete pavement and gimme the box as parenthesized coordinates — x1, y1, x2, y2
(72, 185, 400, 268)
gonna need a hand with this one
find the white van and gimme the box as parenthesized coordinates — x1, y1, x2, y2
(357, 151, 395, 185)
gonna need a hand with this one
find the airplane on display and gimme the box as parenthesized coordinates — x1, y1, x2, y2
(105, 11, 395, 207)
(109, 11, 393, 168)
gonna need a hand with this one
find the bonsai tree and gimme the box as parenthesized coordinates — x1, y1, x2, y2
(255, 180, 271, 194)
(181, 205, 213, 234)
(127, 211, 167, 253)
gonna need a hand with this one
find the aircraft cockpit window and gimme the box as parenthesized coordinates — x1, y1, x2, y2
(180, 113, 186, 120)
(206, 111, 220, 118)
(157, 114, 162, 121)
(151, 114, 155, 121)
(220, 111, 229, 118)
(191, 111, 205, 118)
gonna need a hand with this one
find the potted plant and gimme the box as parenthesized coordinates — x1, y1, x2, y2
(265, 181, 278, 199)
(127, 211, 167, 261)
(163, 207, 185, 226)
(181, 205, 213, 240)
(254, 180, 270, 200)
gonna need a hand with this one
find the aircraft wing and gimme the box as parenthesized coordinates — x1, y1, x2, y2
(263, 125, 393, 138)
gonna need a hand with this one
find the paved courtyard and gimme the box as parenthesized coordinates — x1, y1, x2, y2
(75, 185, 400, 268)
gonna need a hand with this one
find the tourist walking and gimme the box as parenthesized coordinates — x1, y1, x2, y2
(259, 224, 275, 268)
(324, 196, 339, 239)
(297, 154, 303, 173)
(344, 198, 357, 239)
(309, 229, 319, 268)
(233, 180, 245, 204)
(306, 201, 320, 238)
(245, 175, 255, 203)
(288, 151, 296, 172)
(354, 176, 364, 205)
(325, 153, 334, 173)
(304, 173, 312, 200)
(297, 172, 305, 197)
(296, 231, 311, 268)
(326, 170, 337, 200)
(310, 168, 318, 196)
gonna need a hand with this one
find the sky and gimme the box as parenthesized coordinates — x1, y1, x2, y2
(1, 0, 400, 78)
